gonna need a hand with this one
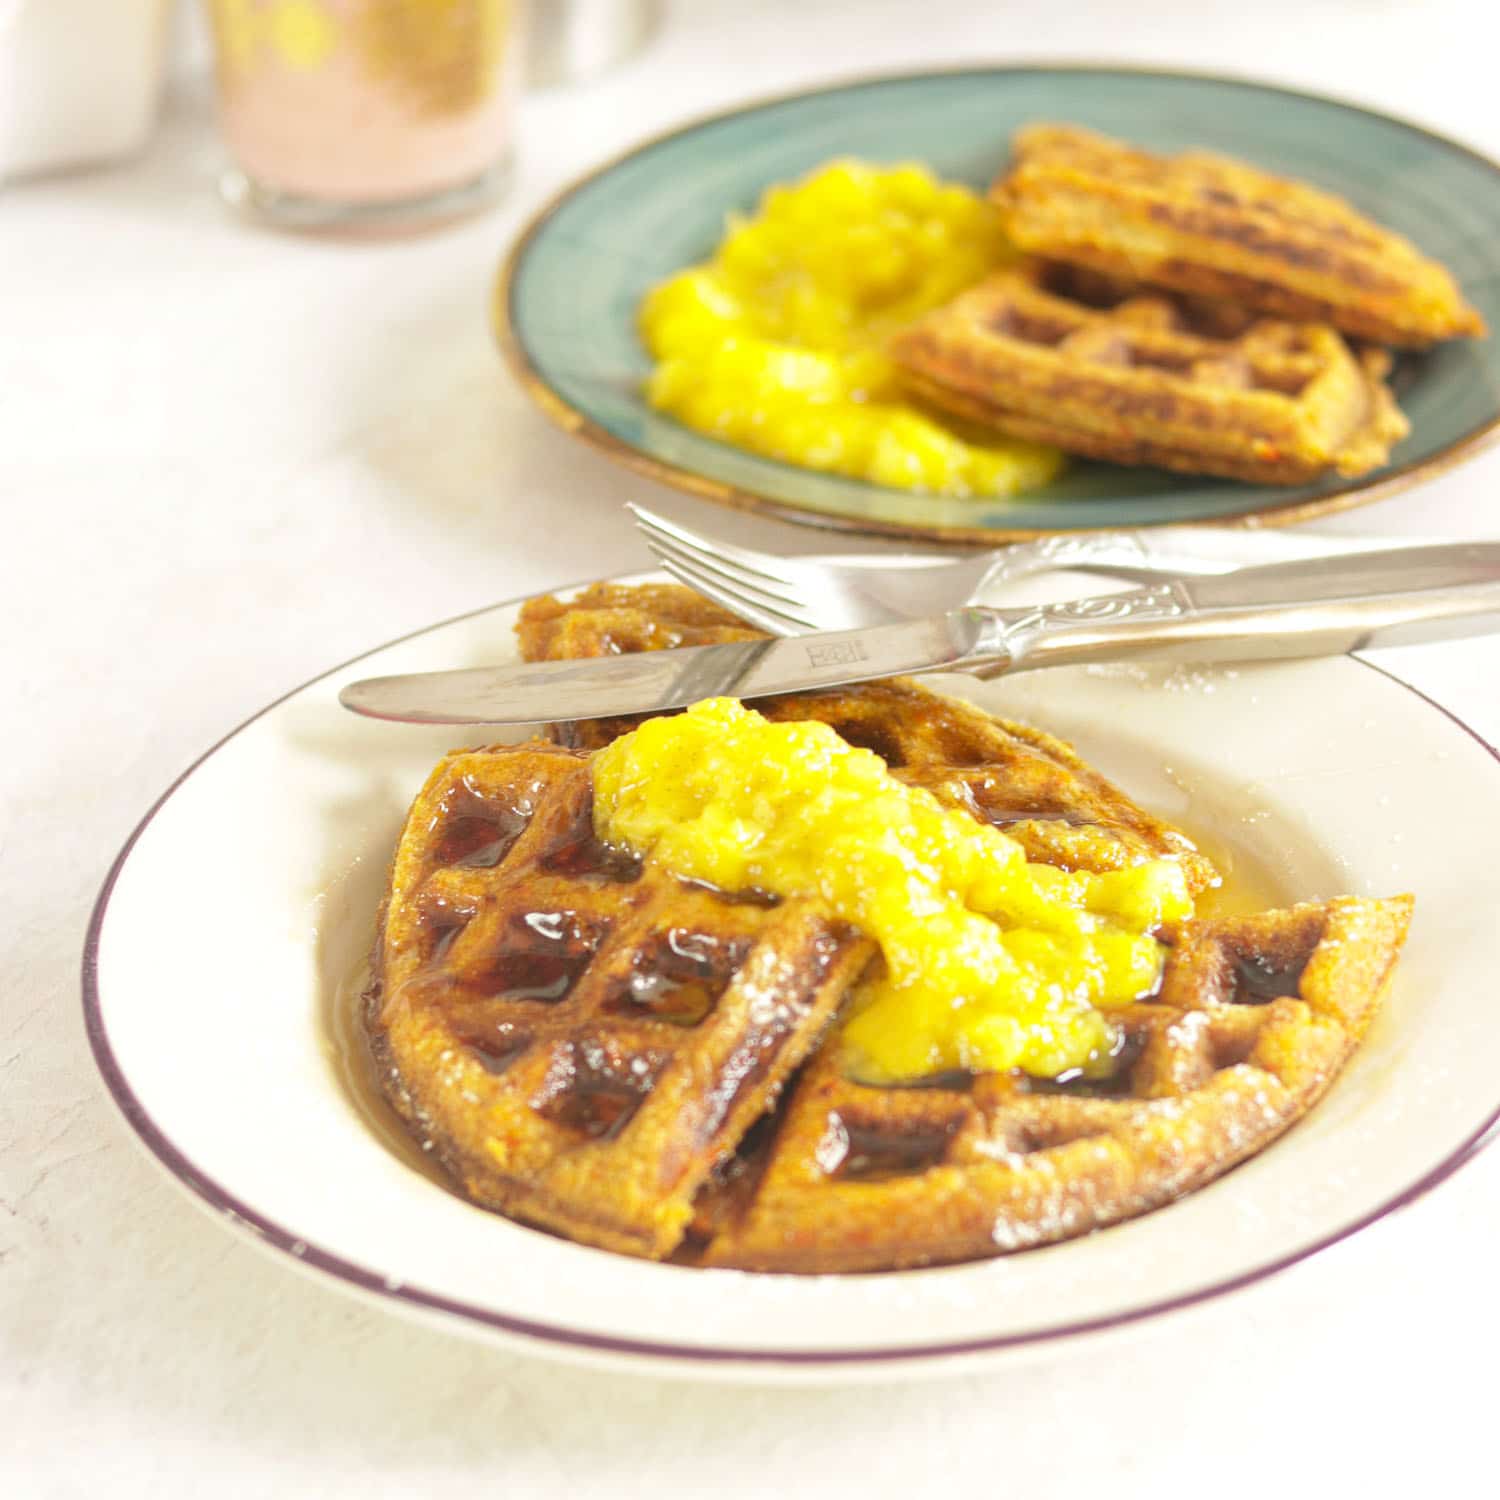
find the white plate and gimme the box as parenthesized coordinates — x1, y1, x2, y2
(84, 572, 1500, 1383)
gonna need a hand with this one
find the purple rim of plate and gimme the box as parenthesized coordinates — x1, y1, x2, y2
(81, 588, 1500, 1369)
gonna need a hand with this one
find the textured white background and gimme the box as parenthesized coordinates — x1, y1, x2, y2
(4, 1, 1500, 1494)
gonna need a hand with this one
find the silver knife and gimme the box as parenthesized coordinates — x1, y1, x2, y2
(339, 542, 1500, 726)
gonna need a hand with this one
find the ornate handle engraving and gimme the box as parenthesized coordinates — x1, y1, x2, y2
(1039, 581, 1187, 625)
(997, 582, 1190, 657)
(1029, 532, 1151, 570)
(983, 531, 1152, 596)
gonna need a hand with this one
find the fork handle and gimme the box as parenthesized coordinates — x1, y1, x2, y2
(975, 531, 1161, 589)
(965, 542, 1500, 676)
(974, 527, 1261, 590)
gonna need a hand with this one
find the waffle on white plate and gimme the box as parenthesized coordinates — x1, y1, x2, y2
(364, 585, 1412, 1272)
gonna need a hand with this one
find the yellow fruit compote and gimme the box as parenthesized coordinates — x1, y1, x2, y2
(638, 160, 1064, 499)
(592, 699, 1192, 1082)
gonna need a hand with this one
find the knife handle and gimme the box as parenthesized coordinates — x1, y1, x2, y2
(965, 542, 1500, 677)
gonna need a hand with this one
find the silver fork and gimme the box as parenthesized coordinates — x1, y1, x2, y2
(628, 503, 1378, 636)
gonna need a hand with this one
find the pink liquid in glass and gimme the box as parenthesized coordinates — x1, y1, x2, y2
(209, 0, 522, 213)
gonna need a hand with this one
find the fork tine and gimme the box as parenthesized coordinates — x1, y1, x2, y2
(656, 559, 807, 636)
(653, 555, 818, 635)
(646, 542, 821, 628)
(632, 511, 806, 605)
(628, 503, 800, 587)
(638, 528, 811, 610)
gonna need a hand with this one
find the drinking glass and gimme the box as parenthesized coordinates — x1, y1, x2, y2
(206, 0, 525, 231)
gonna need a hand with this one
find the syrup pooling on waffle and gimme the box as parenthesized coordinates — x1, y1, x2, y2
(889, 260, 1409, 484)
(370, 739, 872, 1259)
(992, 123, 1485, 349)
(698, 895, 1412, 1272)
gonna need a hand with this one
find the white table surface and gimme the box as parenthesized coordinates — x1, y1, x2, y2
(4, 1, 1500, 1493)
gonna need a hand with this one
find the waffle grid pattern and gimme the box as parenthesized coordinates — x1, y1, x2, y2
(992, 123, 1485, 348)
(891, 260, 1409, 484)
(697, 895, 1410, 1271)
(373, 741, 869, 1259)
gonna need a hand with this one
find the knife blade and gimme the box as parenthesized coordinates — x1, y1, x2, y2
(339, 608, 999, 725)
(338, 542, 1500, 726)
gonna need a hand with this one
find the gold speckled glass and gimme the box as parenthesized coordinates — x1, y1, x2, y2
(207, 0, 524, 230)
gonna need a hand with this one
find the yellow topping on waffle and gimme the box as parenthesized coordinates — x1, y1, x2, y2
(593, 698, 1192, 1081)
(638, 159, 1063, 499)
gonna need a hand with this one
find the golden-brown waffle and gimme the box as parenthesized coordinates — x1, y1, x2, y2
(369, 584, 1412, 1271)
(695, 894, 1411, 1271)
(516, 582, 763, 753)
(889, 260, 1409, 484)
(369, 738, 872, 1259)
(516, 581, 762, 661)
(992, 123, 1485, 349)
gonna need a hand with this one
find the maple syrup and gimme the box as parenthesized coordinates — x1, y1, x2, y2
(1230, 948, 1310, 1005)
(827, 1113, 962, 1181)
(539, 794, 643, 882)
(429, 778, 528, 871)
(531, 1039, 663, 1142)
(603, 927, 750, 1026)
(480, 910, 606, 1004)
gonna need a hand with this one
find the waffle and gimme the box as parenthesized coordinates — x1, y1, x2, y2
(696, 894, 1411, 1271)
(992, 123, 1484, 349)
(368, 737, 872, 1259)
(515, 582, 762, 753)
(889, 260, 1409, 484)
(369, 584, 1412, 1271)
(516, 581, 761, 661)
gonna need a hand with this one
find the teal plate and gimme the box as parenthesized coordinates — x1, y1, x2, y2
(496, 66, 1500, 543)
